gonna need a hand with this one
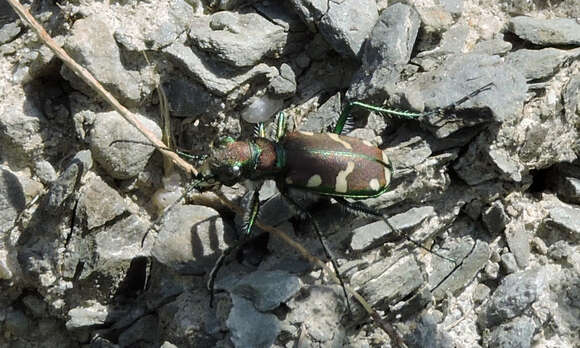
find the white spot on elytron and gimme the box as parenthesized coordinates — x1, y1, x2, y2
(362, 140, 373, 147)
(335, 161, 355, 193)
(285, 177, 293, 184)
(369, 178, 380, 191)
(382, 151, 391, 185)
(327, 133, 352, 150)
(306, 174, 322, 187)
(299, 131, 314, 136)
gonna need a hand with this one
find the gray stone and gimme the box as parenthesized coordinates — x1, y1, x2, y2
(299, 93, 341, 133)
(453, 134, 500, 186)
(291, 0, 378, 59)
(506, 48, 577, 81)
(118, 314, 159, 347)
(484, 261, 500, 280)
(563, 74, 580, 128)
(76, 175, 126, 230)
(63, 16, 141, 103)
(547, 240, 572, 262)
(437, 24, 470, 54)
(509, 16, 580, 46)
(188, 11, 289, 67)
(113, 0, 195, 51)
(472, 39, 513, 56)
(33, 160, 57, 184)
(162, 78, 216, 118)
(546, 202, 580, 241)
(405, 54, 527, 126)
(348, 3, 420, 101)
(226, 295, 280, 348)
(286, 285, 346, 345)
(0, 21, 21, 45)
(94, 214, 149, 266)
(151, 205, 235, 275)
(431, 240, 490, 300)
(500, 253, 519, 274)
(405, 313, 454, 348)
(482, 201, 509, 235)
(416, 6, 453, 34)
(0, 166, 26, 234)
(504, 222, 530, 268)
(439, 0, 463, 14)
(230, 270, 301, 311)
(350, 220, 394, 252)
(487, 316, 535, 348)
(473, 284, 491, 305)
(163, 40, 278, 96)
(4, 309, 31, 337)
(157, 292, 219, 347)
(88, 111, 161, 180)
(557, 176, 580, 204)
(66, 302, 109, 329)
(207, 0, 260, 11)
(46, 150, 93, 211)
(389, 206, 436, 231)
(488, 147, 523, 183)
(240, 95, 284, 123)
(22, 295, 47, 318)
(268, 63, 297, 98)
(0, 93, 47, 163)
(350, 206, 434, 251)
(352, 253, 425, 307)
(480, 268, 548, 327)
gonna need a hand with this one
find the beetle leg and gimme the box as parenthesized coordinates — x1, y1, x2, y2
(334, 197, 456, 263)
(335, 83, 494, 134)
(240, 181, 263, 238)
(278, 185, 352, 313)
(274, 112, 287, 141)
(254, 123, 267, 138)
(207, 182, 263, 306)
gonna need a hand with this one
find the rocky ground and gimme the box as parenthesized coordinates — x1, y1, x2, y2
(1, 0, 579, 347)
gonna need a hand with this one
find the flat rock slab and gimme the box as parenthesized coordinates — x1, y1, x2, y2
(509, 16, 580, 46)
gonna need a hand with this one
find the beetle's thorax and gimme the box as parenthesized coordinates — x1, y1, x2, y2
(207, 137, 283, 184)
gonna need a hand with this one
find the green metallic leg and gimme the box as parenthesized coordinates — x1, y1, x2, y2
(334, 197, 455, 263)
(208, 182, 262, 306)
(333, 101, 424, 135)
(334, 82, 495, 135)
(274, 112, 287, 141)
(255, 122, 267, 138)
(240, 182, 262, 239)
(278, 185, 352, 313)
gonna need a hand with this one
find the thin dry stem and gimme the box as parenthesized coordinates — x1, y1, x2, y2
(6, 0, 197, 176)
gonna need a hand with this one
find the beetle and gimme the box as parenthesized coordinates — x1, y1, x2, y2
(196, 83, 494, 308)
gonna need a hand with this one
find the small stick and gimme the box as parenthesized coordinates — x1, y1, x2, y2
(6, 0, 196, 176)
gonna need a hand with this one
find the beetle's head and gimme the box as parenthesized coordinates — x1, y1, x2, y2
(197, 137, 253, 188)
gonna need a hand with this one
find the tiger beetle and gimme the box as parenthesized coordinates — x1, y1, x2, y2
(192, 83, 494, 310)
